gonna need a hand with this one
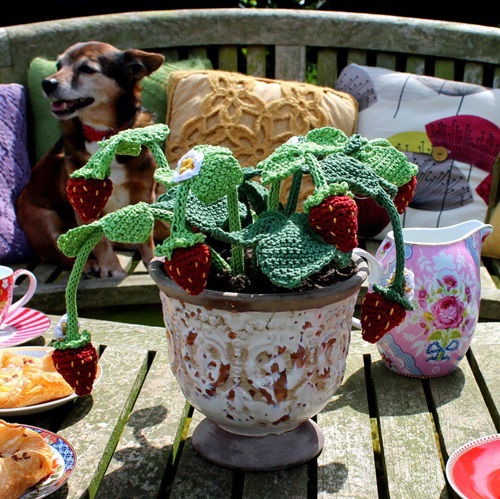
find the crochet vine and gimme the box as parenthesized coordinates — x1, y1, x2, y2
(53, 124, 418, 393)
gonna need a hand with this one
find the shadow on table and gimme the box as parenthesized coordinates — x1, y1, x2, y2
(97, 405, 172, 493)
(321, 359, 466, 417)
(316, 462, 348, 495)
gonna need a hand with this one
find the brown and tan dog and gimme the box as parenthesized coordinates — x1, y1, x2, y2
(17, 41, 165, 277)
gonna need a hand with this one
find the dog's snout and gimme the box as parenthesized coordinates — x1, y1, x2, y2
(42, 78, 59, 95)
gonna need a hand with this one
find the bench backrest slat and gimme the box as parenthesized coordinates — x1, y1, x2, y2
(1, 10, 498, 87)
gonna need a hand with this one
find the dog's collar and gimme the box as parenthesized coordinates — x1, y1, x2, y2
(82, 121, 132, 142)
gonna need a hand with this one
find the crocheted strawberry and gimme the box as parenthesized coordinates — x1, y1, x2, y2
(52, 342, 99, 396)
(308, 195, 358, 252)
(66, 177, 113, 223)
(164, 243, 211, 295)
(394, 176, 417, 214)
(360, 291, 406, 343)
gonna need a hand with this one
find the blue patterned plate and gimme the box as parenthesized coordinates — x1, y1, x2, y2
(19, 425, 76, 499)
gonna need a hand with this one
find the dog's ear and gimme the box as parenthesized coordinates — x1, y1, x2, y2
(121, 49, 165, 80)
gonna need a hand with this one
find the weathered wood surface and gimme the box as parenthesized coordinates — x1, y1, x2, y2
(2, 9, 499, 85)
(5, 318, 496, 498)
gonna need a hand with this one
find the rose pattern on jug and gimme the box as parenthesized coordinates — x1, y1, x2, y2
(160, 292, 357, 436)
(375, 229, 482, 378)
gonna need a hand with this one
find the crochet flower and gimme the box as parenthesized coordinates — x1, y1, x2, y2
(173, 149, 204, 183)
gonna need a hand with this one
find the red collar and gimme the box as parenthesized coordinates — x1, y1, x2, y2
(82, 121, 132, 142)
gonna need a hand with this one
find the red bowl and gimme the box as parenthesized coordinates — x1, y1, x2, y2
(446, 435, 500, 499)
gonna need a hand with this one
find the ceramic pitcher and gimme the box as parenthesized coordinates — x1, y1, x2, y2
(359, 220, 493, 378)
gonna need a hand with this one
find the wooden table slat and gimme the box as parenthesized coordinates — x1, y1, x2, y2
(97, 350, 189, 498)
(371, 360, 448, 499)
(427, 355, 497, 460)
(51, 345, 150, 498)
(317, 354, 378, 498)
(467, 345, 500, 430)
(169, 410, 235, 498)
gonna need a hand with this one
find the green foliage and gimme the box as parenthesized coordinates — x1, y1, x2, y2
(59, 123, 416, 300)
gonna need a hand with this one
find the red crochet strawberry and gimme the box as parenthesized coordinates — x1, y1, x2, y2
(164, 243, 211, 295)
(394, 176, 417, 214)
(360, 291, 406, 343)
(308, 195, 358, 252)
(66, 177, 113, 223)
(52, 342, 99, 396)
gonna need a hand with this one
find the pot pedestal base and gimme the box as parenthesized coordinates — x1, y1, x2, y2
(192, 418, 324, 471)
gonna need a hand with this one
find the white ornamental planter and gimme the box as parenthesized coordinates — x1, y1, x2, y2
(149, 255, 368, 471)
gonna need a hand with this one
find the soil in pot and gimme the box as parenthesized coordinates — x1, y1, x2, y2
(205, 249, 358, 294)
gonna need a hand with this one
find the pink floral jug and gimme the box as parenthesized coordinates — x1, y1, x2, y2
(362, 220, 493, 378)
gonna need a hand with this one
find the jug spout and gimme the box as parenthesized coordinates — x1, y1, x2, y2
(387, 220, 493, 247)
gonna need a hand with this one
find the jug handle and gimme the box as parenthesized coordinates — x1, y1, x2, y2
(351, 248, 384, 330)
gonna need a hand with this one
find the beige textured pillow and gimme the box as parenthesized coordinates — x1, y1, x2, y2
(165, 69, 358, 167)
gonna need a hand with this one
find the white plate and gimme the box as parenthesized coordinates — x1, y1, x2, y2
(0, 345, 102, 416)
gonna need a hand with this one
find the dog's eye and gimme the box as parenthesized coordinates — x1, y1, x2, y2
(56, 61, 62, 71)
(79, 65, 97, 74)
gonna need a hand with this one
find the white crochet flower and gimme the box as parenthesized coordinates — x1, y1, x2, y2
(173, 149, 204, 183)
(54, 313, 71, 340)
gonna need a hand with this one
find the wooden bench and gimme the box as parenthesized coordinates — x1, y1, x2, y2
(1, 8, 499, 318)
(10, 316, 499, 498)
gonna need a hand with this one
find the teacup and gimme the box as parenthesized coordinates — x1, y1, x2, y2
(0, 266, 37, 326)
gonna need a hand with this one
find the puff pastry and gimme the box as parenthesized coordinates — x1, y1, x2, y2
(0, 420, 56, 498)
(0, 351, 73, 408)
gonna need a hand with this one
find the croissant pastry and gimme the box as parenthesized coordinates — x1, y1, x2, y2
(0, 420, 57, 498)
(0, 351, 73, 408)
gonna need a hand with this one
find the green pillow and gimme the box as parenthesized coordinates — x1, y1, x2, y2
(27, 57, 213, 162)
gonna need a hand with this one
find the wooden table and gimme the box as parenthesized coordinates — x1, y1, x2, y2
(6, 318, 499, 499)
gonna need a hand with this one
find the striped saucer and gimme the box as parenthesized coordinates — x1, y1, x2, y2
(0, 307, 51, 348)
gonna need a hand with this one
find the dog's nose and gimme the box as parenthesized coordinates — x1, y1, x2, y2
(42, 78, 59, 95)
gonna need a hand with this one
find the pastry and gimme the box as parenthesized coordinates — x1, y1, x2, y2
(0, 420, 56, 498)
(0, 351, 73, 408)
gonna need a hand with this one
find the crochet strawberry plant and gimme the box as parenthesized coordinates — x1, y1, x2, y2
(55, 123, 419, 394)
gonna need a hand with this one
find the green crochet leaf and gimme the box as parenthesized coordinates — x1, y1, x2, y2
(345, 135, 418, 187)
(100, 202, 154, 243)
(256, 213, 351, 289)
(154, 167, 175, 188)
(57, 223, 103, 258)
(259, 145, 307, 185)
(320, 153, 398, 198)
(238, 179, 269, 215)
(209, 211, 288, 247)
(302, 127, 349, 156)
(154, 188, 248, 232)
(189, 145, 243, 204)
(71, 124, 170, 180)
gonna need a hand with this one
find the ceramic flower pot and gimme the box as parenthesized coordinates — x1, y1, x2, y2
(372, 221, 493, 378)
(149, 255, 368, 471)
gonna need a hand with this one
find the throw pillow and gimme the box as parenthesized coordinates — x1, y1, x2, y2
(336, 64, 500, 257)
(0, 84, 32, 264)
(165, 69, 358, 168)
(27, 57, 213, 162)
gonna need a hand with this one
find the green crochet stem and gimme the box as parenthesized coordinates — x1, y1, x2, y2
(285, 169, 303, 216)
(373, 189, 412, 310)
(227, 187, 245, 275)
(210, 247, 232, 272)
(306, 153, 328, 191)
(55, 229, 104, 349)
(170, 182, 191, 236)
(267, 181, 281, 211)
(149, 141, 169, 170)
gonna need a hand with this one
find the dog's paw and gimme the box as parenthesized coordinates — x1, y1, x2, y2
(84, 257, 126, 279)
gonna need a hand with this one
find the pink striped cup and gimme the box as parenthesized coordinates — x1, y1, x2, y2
(0, 266, 37, 326)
